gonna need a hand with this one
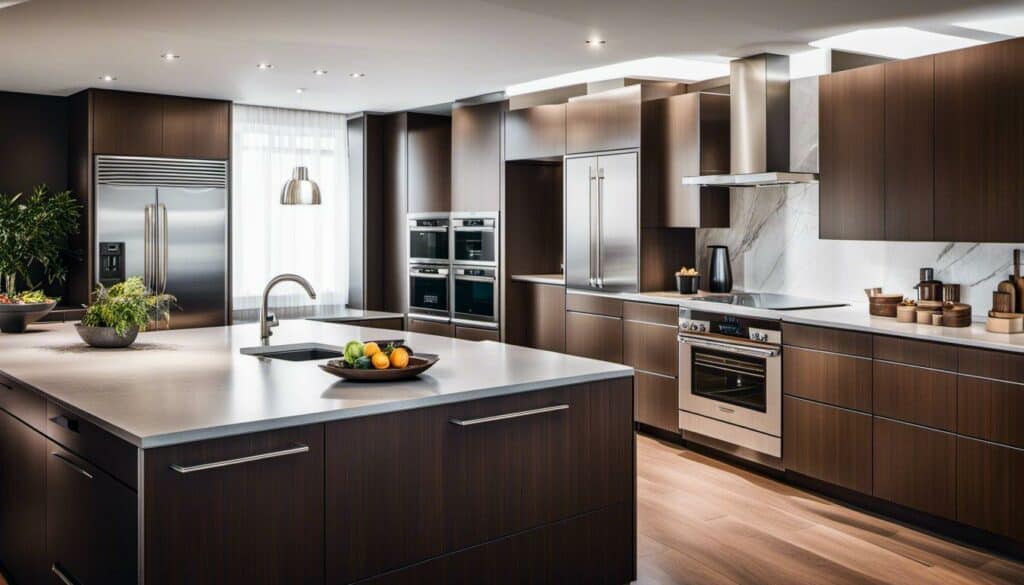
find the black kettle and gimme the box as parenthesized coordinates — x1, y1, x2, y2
(708, 246, 733, 293)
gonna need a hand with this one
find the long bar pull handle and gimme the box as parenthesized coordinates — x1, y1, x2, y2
(143, 204, 154, 290)
(449, 404, 569, 427)
(51, 452, 93, 480)
(588, 166, 597, 287)
(51, 564, 79, 585)
(596, 167, 605, 288)
(170, 443, 310, 474)
(158, 203, 169, 294)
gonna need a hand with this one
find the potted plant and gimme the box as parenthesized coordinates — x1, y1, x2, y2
(0, 185, 80, 332)
(76, 277, 176, 348)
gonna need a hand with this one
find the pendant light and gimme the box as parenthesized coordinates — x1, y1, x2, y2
(281, 89, 322, 205)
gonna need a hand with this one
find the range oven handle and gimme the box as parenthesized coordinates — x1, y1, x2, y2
(453, 226, 495, 232)
(410, 226, 448, 233)
(410, 271, 449, 279)
(454, 275, 495, 283)
(678, 334, 780, 358)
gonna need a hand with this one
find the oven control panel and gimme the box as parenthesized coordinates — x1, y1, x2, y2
(748, 327, 781, 344)
(681, 319, 710, 333)
(679, 308, 781, 344)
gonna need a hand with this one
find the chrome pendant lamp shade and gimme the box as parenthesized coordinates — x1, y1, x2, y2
(280, 166, 321, 205)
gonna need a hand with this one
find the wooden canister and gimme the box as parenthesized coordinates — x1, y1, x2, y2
(896, 304, 917, 323)
(943, 284, 961, 303)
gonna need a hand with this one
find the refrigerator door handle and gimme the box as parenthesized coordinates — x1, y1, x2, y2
(143, 204, 154, 291)
(158, 203, 169, 294)
(596, 167, 605, 288)
(588, 166, 597, 288)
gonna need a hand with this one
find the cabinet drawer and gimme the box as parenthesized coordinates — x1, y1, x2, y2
(958, 375, 1024, 449)
(623, 319, 678, 377)
(873, 417, 956, 520)
(957, 436, 1024, 541)
(635, 371, 679, 433)
(782, 323, 872, 357)
(46, 402, 138, 490)
(455, 325, 500, 342)
(0, 375, 46, 431)
(566, 311, 623, 363)
(623, 301, 677, 326)
(409, 318, 455, 337)
(783, 396, 872, 493)
(959, 347, 1024, 383)
(873, 361, 956, 431)
(566, 292, 623, 317)
(0, 409, 47, 585)
(873, 335, 957, 371)
(783, 346, 872, 411)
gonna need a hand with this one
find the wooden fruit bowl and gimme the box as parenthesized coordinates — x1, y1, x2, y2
(319, 354, 439, 382)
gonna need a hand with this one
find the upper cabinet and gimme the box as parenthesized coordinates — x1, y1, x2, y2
(884, 56, 935, 241)
(819, 63, 885, 240)
(91, 89, 231, 160)
(407, 113, 452, 213)
(566, 85, 642, 154)
(505, 104, 565, 161)
(451, 101, 503, 212)
(935, 38, 1024, 243)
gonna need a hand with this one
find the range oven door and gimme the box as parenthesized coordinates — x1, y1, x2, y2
(451, 267, 497, 327)
(679, 334, 781, 437)
(408, 266, 450, 320)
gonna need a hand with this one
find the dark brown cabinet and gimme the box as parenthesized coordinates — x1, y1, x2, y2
(623, 319, 678, 377)
(455, 325, 500, 342)
(565, 311, 623, 364)
(566, 85, 642, 154)
(409, 318, 455, 337)
(144, 425, 325, 585)
(0, 410, 47, 585)
(783, 346, 872, 412)
(452, 101, 503, 212)
(509, 282, 566, 352)
(872, 361, 956, 431)
(783, 396, 872, 494)
(935, 37, 1024, 242)
(873, 417, 956, 519)
(957, 375, 1024, 449)
(957, 436, 1024, 541)
(162, 96, 231, 159)
(407, 113, 452, 213)
(93, 90, 164, 156)
(505, 104, 565, 160)
(635, 371, 679, 433)
(819, 63, 885, 240)
(884, 56, 934, 241)
(47, 442, 137, 585)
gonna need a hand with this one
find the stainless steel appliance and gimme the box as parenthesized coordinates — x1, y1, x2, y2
(408, 264, 450, 322)
(691, 292, 847, 311)
(678, 308, 782, 465)
(451, 213, 497, 266)
(408, 213, 450, 264)
(565, 151, 639, 292)
(94, 155, 228, 329)
(451, 266, 498, 328)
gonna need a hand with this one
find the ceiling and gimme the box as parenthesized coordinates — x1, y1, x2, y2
(0, 0, 1020, 113)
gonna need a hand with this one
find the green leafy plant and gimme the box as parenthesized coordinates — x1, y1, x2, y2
(0, 185, 80, 296)
(81, 277, 176, 336)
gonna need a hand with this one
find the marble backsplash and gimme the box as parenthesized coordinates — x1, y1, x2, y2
(695, 184, 1023, 314)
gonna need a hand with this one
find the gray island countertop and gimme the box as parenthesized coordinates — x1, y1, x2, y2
(0, 321, 632, 448)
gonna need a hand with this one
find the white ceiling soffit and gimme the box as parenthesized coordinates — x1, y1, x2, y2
(809, 27, 984, 59)
(505, 57, 730, 96)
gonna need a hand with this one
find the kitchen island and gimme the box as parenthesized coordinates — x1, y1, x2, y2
(0, 321, 635, 585)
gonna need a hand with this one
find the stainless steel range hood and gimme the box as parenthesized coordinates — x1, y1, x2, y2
(683, 54, 818, 188)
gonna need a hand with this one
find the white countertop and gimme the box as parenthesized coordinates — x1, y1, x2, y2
(0, 321, 632, 448)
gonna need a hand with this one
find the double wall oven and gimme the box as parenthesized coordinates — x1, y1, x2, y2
(678, 308, 782, 465)
(408, 213, 451, 322)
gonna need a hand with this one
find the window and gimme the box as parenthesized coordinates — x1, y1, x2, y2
(231, 105, 348, 318)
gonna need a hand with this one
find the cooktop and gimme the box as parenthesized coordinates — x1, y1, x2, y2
(691, 293, 848, 311)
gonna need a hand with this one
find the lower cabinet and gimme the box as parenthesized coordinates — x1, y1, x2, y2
(408, 318, 455, 337)
(47, 442, 137, 585)
(783, 396, 872, 493)
(634, 370, 679, 433)
(565, 311, 623, 363)
(873, 417, 957, 519)
(957, 436, 1024, 541)
(454, 325, 500, 342)
(0, 410, 47, 585)
(511, 282, 566, 353)
(143, 425, 325, 585)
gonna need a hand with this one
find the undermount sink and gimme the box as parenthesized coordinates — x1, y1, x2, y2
(240, 342, 344, 362)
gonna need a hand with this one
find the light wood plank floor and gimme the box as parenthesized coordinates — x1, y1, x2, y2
(635, 434, 1024, 585)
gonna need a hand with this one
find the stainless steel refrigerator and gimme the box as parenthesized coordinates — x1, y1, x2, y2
(94, 156, 228, 329)
(565, 152, 639, 292)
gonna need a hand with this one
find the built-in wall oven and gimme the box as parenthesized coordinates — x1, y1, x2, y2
(451, 266, 498, 328)
(409, 264, 451, 321)
(451, 213, 497, 266)
(678, 308, 782, 465)
(408, 213, 450, 264)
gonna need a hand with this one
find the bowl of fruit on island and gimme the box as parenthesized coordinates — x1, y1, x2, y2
(0, 291, 57, 333)
(318, 340, 440, 381)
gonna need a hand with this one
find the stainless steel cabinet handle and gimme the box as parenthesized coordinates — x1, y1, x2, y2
(159, 203, 169, 294)
(449, 404, 569, 427)
(143, 204, 154, 290)
(596, 167, 605, 288)
(170, 443, 310, 474)
(51, 564, 78, 585)
(52, 452, 93, 480)
(679, 334, 781, 358)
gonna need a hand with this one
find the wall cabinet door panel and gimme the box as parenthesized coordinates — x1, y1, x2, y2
(162, 96, 230, 159)
(92, 90, 164, 156)
(452, 101, 502, 212)
(783, 396, 872, 493)
(566, 85, 641, 154)
(873, 417, 956, 520)
(505, 104, 565, 160)
(0, 410, 47, 585)
(884, 56, 934, 241)
(407, 113, 452, 213)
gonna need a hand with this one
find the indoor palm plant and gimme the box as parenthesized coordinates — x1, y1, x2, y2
(77, 277, 176, 348)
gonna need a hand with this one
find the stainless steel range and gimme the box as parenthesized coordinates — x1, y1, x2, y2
(678, 307, 783, 467)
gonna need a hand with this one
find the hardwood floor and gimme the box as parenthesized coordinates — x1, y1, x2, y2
(635, 434, 1024, 585)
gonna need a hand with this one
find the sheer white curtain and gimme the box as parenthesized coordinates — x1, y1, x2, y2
(231, 105, 349, 312)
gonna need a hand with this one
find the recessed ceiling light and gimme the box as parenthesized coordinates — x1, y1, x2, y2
(505, 56, 729, 97)
(161, 53, 180, 61)
(585, 38, 606, 47)
(349, 72, 365, 78)
(810, 27, 982, 59)
(99, 75, 117, 82)
(257, 62, 273, 70)
(955, 15, 1024, 37)
(313, 69, 328, 76)
(295, 88, 306, 94)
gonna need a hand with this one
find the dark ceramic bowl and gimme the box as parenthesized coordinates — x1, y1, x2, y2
(676, 274, 700, 295)
(75, 324, 139, 348)
(0, 301, 57, 333)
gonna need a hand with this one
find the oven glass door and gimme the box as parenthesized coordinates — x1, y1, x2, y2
(410, 229, 449, 262)
(690, 347, 767, 412)
(453, 229, 495, 264)
(410, 274, 449, 314)
(453, 276, 496, 320)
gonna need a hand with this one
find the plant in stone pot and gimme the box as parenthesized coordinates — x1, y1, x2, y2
(0, 185, 81, 332)
(77, 277, 176, 348)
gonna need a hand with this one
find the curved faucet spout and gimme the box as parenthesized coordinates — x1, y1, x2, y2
(259, 273, 317, 344)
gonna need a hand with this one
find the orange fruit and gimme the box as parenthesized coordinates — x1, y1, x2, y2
(390, 347, 410, 369)
(363, 342, 381, 358)
(371, 352, 390, 369)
